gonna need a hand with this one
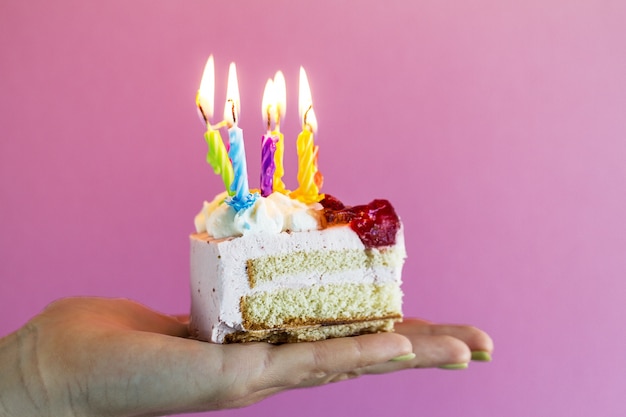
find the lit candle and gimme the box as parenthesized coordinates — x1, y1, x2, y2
(224, 62, 258, 211)
(196, 55, 234, 195)
(291, 67, 323, 204)
(271, 71, 288, 194)
(260, 79, 278, 197)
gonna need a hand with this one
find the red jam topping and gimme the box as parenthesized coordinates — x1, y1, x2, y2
(320, 195, 400, 248)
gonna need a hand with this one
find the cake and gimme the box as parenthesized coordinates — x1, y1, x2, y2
(190, 58, 406, 343)
(189, 191, 406, 344)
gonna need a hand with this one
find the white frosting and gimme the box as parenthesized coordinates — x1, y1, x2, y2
(194, 191, 323, 239)
(189, 226, 406, 343)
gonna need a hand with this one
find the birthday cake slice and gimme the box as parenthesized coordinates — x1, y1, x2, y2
(189, 192, 405, 343)
(189, 59, 405, 343)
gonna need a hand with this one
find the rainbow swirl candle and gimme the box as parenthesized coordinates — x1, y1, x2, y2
(224, 62, 258, 211)
(197, 55, 234, 195)
(291, 66, 323, 204)
(260, 79, 278, 197)
(271, 71, 288, 194)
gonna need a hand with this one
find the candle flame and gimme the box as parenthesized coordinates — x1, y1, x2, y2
(261, 79, 276, 132)
(298, 66, 317, 133)
(274, 71, 286, 127)
(197, 55, 215, 120)
(224, 62, 241, 126)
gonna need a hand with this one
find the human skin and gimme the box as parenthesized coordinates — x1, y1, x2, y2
(0, 297, 493, 417)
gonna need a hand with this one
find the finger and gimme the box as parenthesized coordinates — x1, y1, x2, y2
(396, 319, 494, 354)
(359, 333, 473, 374)
(256, 332, 413, 391)
(359, 319, 496, 375)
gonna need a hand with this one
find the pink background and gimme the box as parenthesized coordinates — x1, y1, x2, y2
(2, 1, 625, 415)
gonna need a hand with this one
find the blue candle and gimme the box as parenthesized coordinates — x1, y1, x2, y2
(223, 63, 258, 211)
(228, 124, 250, 200)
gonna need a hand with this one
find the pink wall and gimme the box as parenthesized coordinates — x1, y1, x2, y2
(2, 0, 625, 415)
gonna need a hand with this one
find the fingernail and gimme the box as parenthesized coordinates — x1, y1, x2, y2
(389, 353, 416, 362)
(471, 351, 492, 362)
(438, 363, 469, 370)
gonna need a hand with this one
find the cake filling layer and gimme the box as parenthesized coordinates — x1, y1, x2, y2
(224, 319, 397, 344)
(247, 247, 406, 288)
(241, 282, 402, 330)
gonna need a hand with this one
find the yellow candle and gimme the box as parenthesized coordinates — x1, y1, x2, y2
(292, 128, 322, 203)
(292, 67, 323, 203)
(271, 71, 288, 194)
(271, 130, 287, 193)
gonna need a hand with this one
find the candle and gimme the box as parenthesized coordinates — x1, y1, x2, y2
(224, 62, 258, 211)
(291, 67, 323, 204)
(260, 79, 278, 197)
(313, 145, 324, 189)
(271, 71, 288, 194)
(197, 55, 234, 194)
(205, 129, 235, 195)
(260, 136, 277, 197)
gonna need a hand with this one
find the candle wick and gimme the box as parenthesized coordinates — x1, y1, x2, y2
(196, 93, 209, 125)
(303, 105, 313, 131)
(198, 105, 208, 124)
(228, 99, 237, 125)
(266, 105, 272, 132)
(197, 102, 214, 132)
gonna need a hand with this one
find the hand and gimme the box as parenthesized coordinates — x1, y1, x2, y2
(0, 297, 493, 417)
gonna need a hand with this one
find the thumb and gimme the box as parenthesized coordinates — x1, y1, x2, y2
(254, 332, 413, 390)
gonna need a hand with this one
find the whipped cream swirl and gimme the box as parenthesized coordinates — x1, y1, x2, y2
(195, 191, 324, 239)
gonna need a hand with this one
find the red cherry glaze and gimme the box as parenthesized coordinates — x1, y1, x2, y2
(348, 199, 400, 248)
(321, 196, 400, 248)
(320, 194, 346, 211)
